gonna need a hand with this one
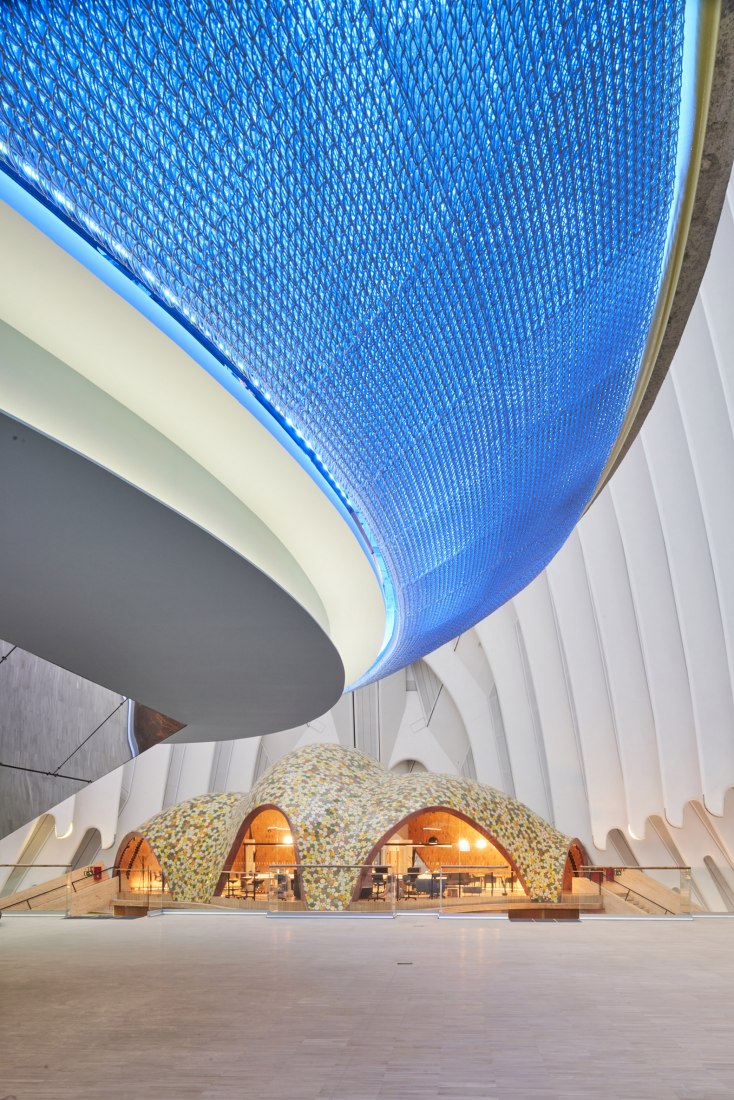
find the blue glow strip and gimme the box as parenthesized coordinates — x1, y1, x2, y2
(661, 0, 707, 286)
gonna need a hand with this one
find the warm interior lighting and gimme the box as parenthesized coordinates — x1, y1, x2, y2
(282, 833, 293, 846)
(475, 838, 488, 850)
(457, 838, 471, 852)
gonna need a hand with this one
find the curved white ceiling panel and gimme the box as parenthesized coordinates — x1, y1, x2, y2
(610, 445, 702, 826)
(645, 379, 734, 815)
(474, 609, 551, 822)
(546, 532, 628, 847)
(578, 492, 663, 840)
(673, 297, 734, 713)
(513, 575, 592, 842)
(422, 645, 503, 791)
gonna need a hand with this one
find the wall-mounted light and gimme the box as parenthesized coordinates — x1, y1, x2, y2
(457, 838, 471, 852)
(475, 838, 488, 850)
(282, 833, 293, 846)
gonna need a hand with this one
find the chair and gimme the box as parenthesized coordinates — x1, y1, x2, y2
(402, 868, 420, 899)
(372, 865, 389, 899)
(242, 874, 258, 900)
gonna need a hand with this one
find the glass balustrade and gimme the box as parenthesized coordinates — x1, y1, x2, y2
(107, 865, 167, 918)
(572, 866, 692, 917)
(394, 867, 449, 910)
(65, 864, 168, 917)
(1, 859, 694, 918)
(434, 864, 577, 916)
(0, 862, 168, 917)
(205, 870, 273, 911)
(267, 865, 397, 914)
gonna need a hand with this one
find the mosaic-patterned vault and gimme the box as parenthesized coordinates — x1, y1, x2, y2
(128, 744, 572, 908)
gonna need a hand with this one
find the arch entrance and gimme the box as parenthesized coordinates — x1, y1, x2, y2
(562, 840, 590, 894)
(362, 807, 529, 909)
(115, 833, 163, 895)
(217, 805, 298, 903)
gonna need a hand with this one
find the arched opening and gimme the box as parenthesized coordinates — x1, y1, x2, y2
(358, 807, 528, 907)
(70, 827, 102, 872)
(115, 832, 163, 894)
(562, 839, 590, 894)
(216, 804, 299, 903)
(0, 813, 56, 898)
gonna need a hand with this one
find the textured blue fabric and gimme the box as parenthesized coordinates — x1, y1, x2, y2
(0, 1, 686, 682)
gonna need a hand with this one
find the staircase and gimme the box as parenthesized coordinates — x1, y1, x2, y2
(0, 866, 147, 917)
(601, 869, 690, 915)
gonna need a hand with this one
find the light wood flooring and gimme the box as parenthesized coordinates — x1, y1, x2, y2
(1, 913, 732, 1099)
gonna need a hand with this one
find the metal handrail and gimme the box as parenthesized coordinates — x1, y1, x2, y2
(1, 875, 78, 910)
(576, 865, 690, 872)
(0, 863, 70, 868)
(439, 864, 507, 871)
(612, 883, 673, 916)
(1, 865, 164, 908)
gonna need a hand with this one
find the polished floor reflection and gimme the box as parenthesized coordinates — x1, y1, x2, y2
(2, 913, 733, 1099)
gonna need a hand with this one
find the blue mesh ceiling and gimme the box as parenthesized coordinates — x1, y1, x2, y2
(0, 1, 689, 683)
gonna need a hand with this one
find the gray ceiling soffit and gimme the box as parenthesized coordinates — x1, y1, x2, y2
(0, 411, 345, 748)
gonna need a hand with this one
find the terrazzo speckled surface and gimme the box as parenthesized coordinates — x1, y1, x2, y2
(138, 792, 249, 904)
(133, 745, 572, 908)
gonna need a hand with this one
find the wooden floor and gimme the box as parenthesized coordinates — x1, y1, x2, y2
(1, 913, 732, 1099)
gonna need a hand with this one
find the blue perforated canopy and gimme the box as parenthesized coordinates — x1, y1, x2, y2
(0, 1, 690, 683)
